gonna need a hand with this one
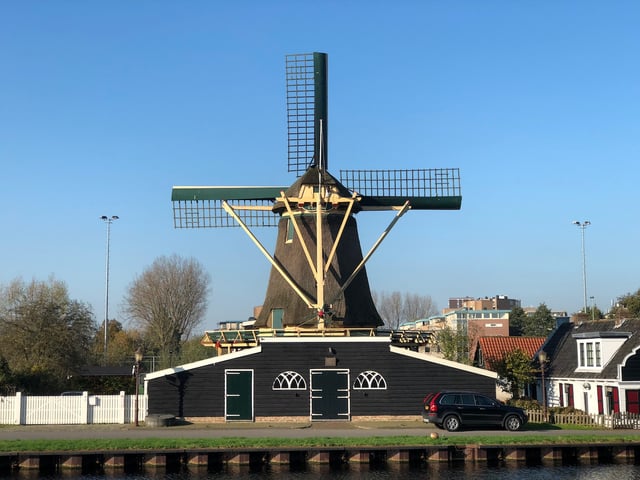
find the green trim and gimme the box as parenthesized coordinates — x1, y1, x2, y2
(359, 195, 462, 210)
(172, 187, 461, 211)
(314, 52, 328, 167)
(171, 186, 286, 202)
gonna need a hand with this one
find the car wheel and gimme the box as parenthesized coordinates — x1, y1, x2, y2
(504, 415, 522, 431)
(443, 415, 461, 432)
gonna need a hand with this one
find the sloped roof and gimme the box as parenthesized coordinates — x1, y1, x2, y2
(543, 318, 640, 379)
(477, 336, 546, 370)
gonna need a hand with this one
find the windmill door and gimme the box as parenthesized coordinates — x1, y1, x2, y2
(310, 369, 350, 421)
(225, 370, 253, 421)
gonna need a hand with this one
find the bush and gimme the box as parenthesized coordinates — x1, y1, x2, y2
(509, 398, 542, 411)
(549, 406, 586, 415)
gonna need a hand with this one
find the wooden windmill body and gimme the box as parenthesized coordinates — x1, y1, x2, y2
(172, 53, 462, 333)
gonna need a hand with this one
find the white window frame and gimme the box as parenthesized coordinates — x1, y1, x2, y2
(576, 339, 603, 372)
(272, 371, 307, 390)
(353, 370, 387, 390)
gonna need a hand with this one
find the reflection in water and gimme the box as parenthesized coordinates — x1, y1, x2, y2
(8, 462, 640, 480)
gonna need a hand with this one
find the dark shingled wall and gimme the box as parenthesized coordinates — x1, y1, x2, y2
(147, 340, 495, 418)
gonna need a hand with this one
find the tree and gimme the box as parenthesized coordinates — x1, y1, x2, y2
(493, 349, 535, 399)
(510, 303, 555, 337)
(0, 277, 96, 393)
(436, 325, 470, 364)
(93, 320, 144, 366)
(610, 289, 640, 318)
(0, 356, 14, 395)
(403, 293, 438, 323)
(375, 291, 403, 328)
(585, 305, 604, 321)
(179, 336, 215, 364)
(509, 306, 528, 336)
(123, 255, 210, 368)
(373, 291, 438, 329)
(525, 304, 555, 337)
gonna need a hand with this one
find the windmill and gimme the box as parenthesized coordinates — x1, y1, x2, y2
(172, 52, 461, 331)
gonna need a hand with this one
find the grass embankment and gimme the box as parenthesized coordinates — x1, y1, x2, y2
(2, 427, 640, 452)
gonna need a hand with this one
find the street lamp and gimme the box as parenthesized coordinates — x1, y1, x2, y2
(100, 215, 119, 364)
(538, 350, 548, 418)
(134, 348, 143, 427)
(590, 296, 595, 321)
(572, 220, 591, 314)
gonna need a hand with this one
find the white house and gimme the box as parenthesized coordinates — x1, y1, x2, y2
(538, 318, 640, 415)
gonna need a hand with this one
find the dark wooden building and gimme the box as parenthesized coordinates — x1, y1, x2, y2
(145, 337, 497, 422)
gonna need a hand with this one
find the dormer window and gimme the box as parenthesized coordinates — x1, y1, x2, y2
(581, 341, 601, 367)
(574, 330, 631, 372)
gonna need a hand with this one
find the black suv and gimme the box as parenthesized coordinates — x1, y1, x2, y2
(422, 391, 527, 432)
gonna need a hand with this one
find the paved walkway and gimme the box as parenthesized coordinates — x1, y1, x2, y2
(2, 421, 419, 440)
(1, 421, 638, 441)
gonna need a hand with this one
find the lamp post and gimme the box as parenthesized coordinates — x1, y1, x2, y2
(572, 220, 591, 314)
(590, 296, 595, 321)
(538, 350, 548, 418)
(134, 348, 143, 427)
(100, 215, 119, 364)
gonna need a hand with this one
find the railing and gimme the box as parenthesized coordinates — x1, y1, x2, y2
(526, 410, 640, 429)
(0, 392, 147, 425)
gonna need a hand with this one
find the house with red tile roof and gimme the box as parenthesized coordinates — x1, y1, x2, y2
(474, 336, 546, 371)
(473, 336, 546, 400)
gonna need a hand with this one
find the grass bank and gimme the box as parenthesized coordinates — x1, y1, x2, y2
(2, 431, 640, 452)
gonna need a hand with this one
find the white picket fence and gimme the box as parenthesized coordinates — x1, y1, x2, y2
(0, 392, 148, 425)
(526, 410, 640, 429)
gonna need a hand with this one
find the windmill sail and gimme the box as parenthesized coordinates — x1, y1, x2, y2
(287, 52, 328, 175)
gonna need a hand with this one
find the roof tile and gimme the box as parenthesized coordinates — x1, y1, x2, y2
(477, 336, 546, 370)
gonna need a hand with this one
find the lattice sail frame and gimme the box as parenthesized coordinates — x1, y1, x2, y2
(173, 198, 278, 228)
(340, 168, 460, 197)
(172, 168, 461, 228)
(286, 52, 328, 176)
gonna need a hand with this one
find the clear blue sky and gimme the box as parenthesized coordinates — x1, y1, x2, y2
(1, 1, 638, 332)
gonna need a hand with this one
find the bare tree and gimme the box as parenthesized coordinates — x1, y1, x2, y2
(374, 291, 403, 329)
(373, 291, 438, 329)
(123, 255, 210, 366)
(403, 293, 437, 322)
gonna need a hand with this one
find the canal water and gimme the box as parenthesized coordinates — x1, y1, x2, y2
(4, 463, 640, 480)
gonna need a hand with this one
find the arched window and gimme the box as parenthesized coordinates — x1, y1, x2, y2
(272, 371, 307, 390)
(353, 371, 387, 390)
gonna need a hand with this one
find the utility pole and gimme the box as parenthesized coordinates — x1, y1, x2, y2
(101, 215, 119, 364)
(572, 220, 591, 313)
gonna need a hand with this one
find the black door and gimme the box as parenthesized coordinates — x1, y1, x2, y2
(225, 370, 253, 421)
(310, 369, 349, 421)
(456, 393, 479, 424)
(473, 393, 505, 426)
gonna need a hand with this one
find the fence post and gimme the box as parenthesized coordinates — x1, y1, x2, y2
(81, 392, 89, 424)
(119, 391, 126, 424)
(14, 392, 22, 425)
